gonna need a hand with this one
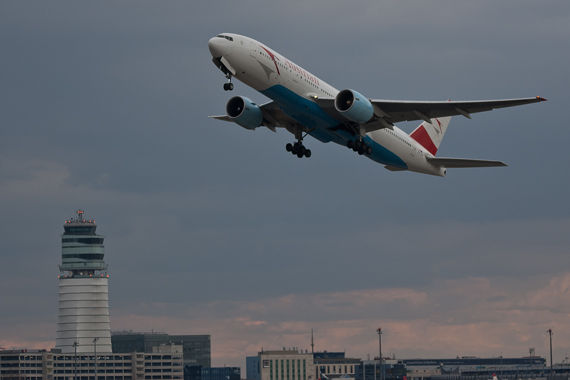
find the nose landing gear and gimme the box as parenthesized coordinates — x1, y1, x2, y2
(223, 73, 234, 91)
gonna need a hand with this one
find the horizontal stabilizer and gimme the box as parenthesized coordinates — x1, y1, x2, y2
(209, 115, 232, 122)
(427, 157, 507, 168)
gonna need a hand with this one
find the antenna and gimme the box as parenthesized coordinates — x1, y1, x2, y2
(311, 328, 314, 354)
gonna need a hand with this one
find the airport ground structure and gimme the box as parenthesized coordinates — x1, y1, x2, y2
(56, 211, 112, 354)
(246, 349, 570, 380)
(401, 357, 570, 380)
(256, 349, 316, 380)
(183, 365, 241, 380)
(3, 212, 570, 380)
(0, 343, 183, 380)
(111, 332, 211, 368)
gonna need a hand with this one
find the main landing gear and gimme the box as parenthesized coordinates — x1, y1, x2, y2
(285, 131, 311, 158)
(223, 73, 234, 91)
(286, 142, 311, 158)
(347, 139, 372, 155)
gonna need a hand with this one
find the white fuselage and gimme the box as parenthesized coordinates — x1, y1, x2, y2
(209, 33, 445, 176)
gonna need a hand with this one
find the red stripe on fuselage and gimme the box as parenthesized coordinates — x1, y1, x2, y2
(410, 126, 438, 155)
(260, 46, 280, 75)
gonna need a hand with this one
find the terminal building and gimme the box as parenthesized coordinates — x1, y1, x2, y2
(402, 356, 548, 379)
(313, 351, 361, 380)
(248, 349, 316, 380)
(246, 350, 557, 380)
(183, 365, 240, 380)
(0, 344, 183, 380)
(111, 332, 211, 368)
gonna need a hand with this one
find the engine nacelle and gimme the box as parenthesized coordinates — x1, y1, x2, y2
(226, 96, 263, 130)
(334, 89, 374, 124)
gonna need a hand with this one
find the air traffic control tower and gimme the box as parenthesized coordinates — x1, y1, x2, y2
(55, 210, 112, 353)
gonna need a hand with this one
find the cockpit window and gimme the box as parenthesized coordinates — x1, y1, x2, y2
(216, 34, 234, 42)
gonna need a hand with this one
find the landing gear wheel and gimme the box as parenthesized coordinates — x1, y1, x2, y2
(292, 142, 300, 155)
(350, 139, 371, 155)
(288, 131, 312, 158)
(223, 82, 234, 91)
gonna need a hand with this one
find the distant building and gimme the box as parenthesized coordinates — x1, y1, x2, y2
(246, 356, 261, 380)
(202, 367, 241, 380)
(356, 359, 406, 380)
(257, 349, 316, 380)
(112, 332, 211, 367)
(185, 365, 203, 380)
(0, 344, 183, 380)
(402, 356, 548, 378)
(313, 352, 360, 380)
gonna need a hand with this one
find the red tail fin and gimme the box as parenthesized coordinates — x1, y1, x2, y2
(409, 117, 452, 155)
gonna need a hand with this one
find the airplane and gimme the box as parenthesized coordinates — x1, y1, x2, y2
(208, 33, 546, 176)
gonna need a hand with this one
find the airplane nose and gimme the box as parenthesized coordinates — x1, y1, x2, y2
(208, 37, 222, 57)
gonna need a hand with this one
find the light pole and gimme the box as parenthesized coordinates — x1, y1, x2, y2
(547, 329, 553, 377)
(93, 337, 98, 380)
(73, 341, 78, 380)
(377, 328, 383, 380)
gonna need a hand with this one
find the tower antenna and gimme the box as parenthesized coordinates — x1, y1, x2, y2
(311, 328, 314, 354)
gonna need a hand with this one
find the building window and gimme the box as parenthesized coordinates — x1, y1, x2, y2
(292, 359, 295, 380)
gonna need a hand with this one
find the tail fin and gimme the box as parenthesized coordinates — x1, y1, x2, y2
(409, 116, 451, 156)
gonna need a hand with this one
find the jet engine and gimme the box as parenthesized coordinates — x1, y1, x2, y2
(226, 96, 263, 130)
(334, 89, 374, 124)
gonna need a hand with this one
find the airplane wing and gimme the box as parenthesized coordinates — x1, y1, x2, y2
(315, 96, 546, 130)
(209, 101, 300, 132)
(427, 157, 507, 168)
(369, 96, 547, 124)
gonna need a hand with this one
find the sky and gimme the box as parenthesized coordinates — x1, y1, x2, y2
(1, 0, 570, 371)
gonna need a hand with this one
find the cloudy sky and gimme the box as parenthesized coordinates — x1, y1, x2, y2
(1, 0, 569, 370)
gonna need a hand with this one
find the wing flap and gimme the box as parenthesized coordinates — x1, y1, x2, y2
(427, 157, 507, 168)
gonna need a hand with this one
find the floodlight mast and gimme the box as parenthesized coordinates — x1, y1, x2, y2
(377, 328, 383, 380)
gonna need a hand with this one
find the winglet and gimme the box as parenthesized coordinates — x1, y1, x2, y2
(536, 96, 547, 102)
